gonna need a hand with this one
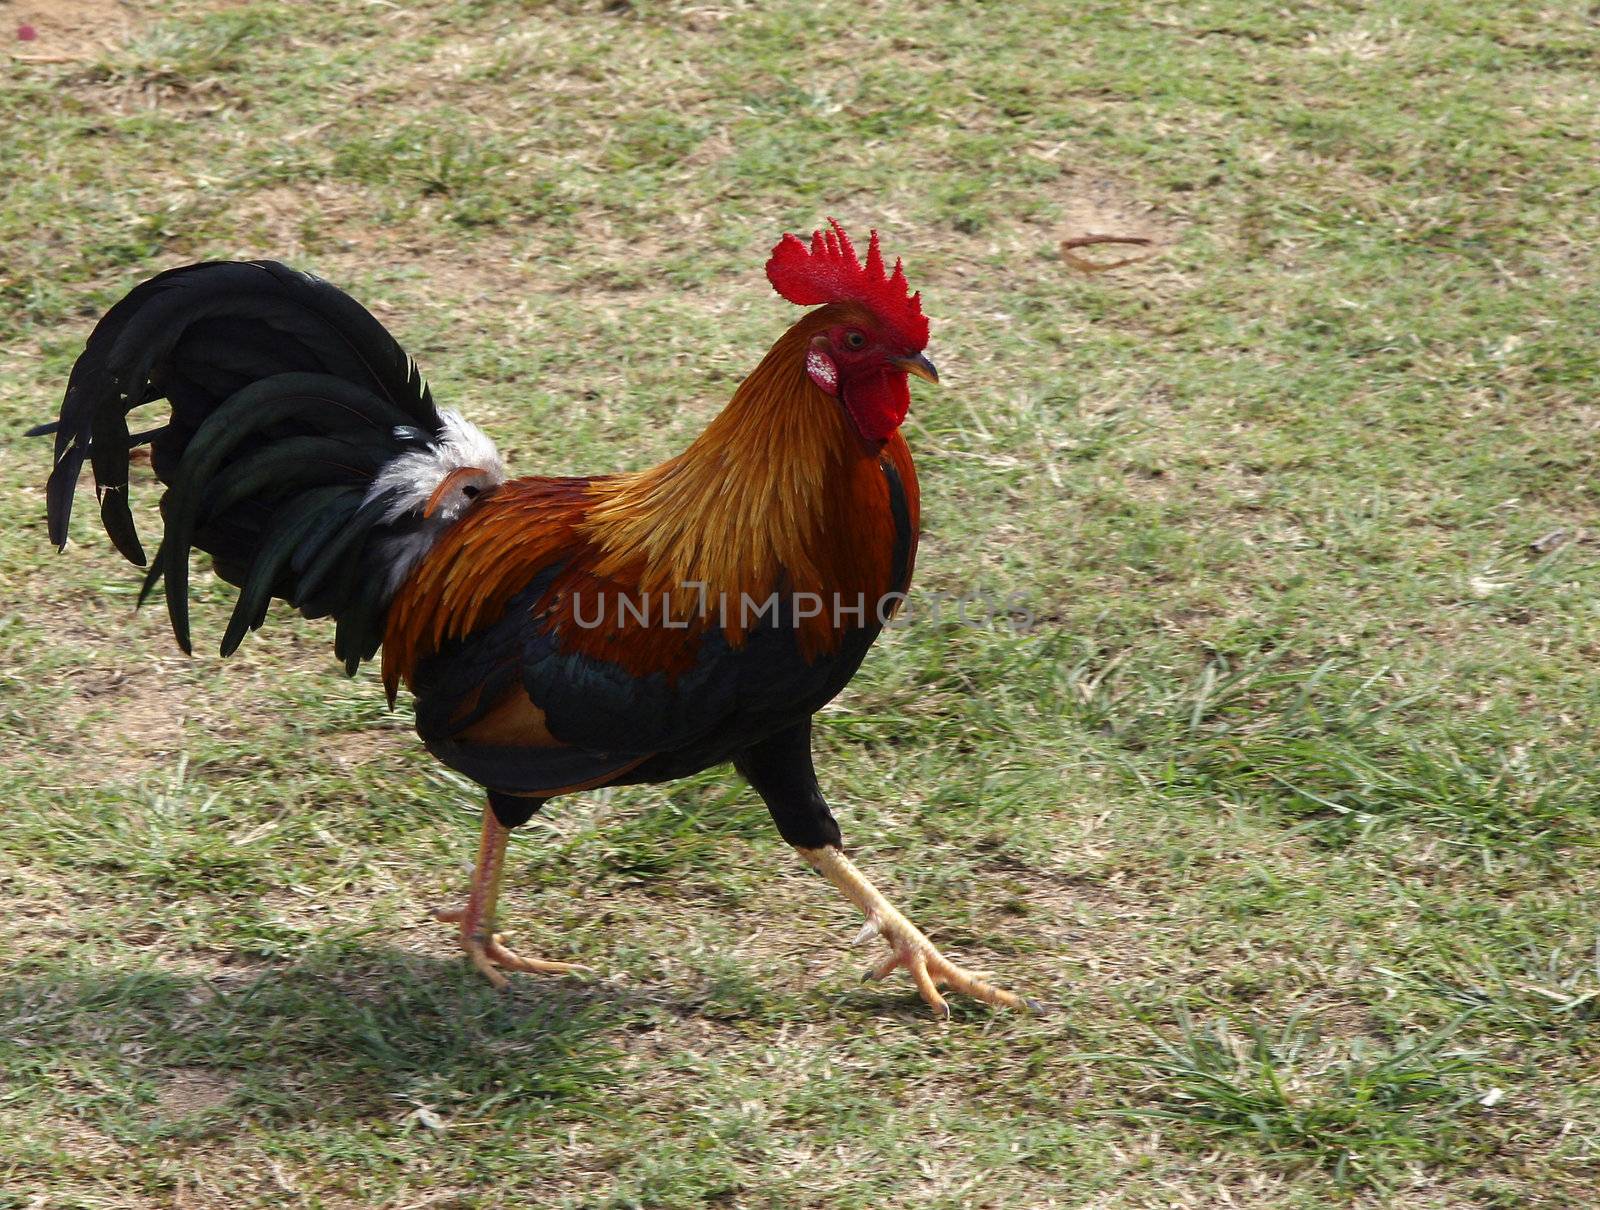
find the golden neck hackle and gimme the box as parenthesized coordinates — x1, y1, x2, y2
(581, 305, 877, 607)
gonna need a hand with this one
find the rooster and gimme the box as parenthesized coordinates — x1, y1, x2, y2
(37, 221, 1026, 1016)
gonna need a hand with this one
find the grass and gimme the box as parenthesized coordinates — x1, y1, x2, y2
(1085, 1009, 1497, 1190)
(1, 0, 1598, 1205)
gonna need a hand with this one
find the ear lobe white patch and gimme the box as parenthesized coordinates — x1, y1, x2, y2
(806, 348, 839, 396)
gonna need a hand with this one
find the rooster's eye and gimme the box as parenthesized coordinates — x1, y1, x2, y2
(843, 330, 866, 350)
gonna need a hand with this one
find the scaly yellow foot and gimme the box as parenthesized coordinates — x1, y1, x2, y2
(433, 905, 584, 990)
(855, 907, 1025, 1017)
(439, 802, 587, 990)
(799, 845, 1034, 1017)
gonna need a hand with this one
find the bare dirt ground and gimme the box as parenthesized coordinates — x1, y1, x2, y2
(6, 0, 141, 58)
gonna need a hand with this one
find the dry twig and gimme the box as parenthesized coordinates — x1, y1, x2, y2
(1060, 233, 1156, 274)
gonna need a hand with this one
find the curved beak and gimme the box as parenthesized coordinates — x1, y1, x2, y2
(890, 352, 939, 385)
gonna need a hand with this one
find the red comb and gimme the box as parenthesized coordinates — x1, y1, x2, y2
(765, 219, 928, 350)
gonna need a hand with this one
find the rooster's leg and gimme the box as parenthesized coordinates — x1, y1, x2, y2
(798, 845, 1027, 1017)
(737, 721, 1029, 1017)
(434, 801, 582, 988)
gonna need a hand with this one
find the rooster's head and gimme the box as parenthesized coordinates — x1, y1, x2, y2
(766, 219, 937, 445)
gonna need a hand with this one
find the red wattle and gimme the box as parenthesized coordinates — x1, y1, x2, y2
(841, 370, 910, 444)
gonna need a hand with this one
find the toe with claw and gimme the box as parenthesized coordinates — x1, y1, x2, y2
(437, 805, 587, 990)
(434, 905, 585, 990)
(803, 845, 1032, 1017)
(859, 910, 1024, 1017)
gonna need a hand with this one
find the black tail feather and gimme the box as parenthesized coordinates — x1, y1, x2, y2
(41, 261, 452, 671)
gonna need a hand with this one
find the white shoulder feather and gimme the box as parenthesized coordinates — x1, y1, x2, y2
(364, 410, 506, 598)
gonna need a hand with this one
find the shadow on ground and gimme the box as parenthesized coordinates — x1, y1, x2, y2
(0, 946, 636, 1137)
